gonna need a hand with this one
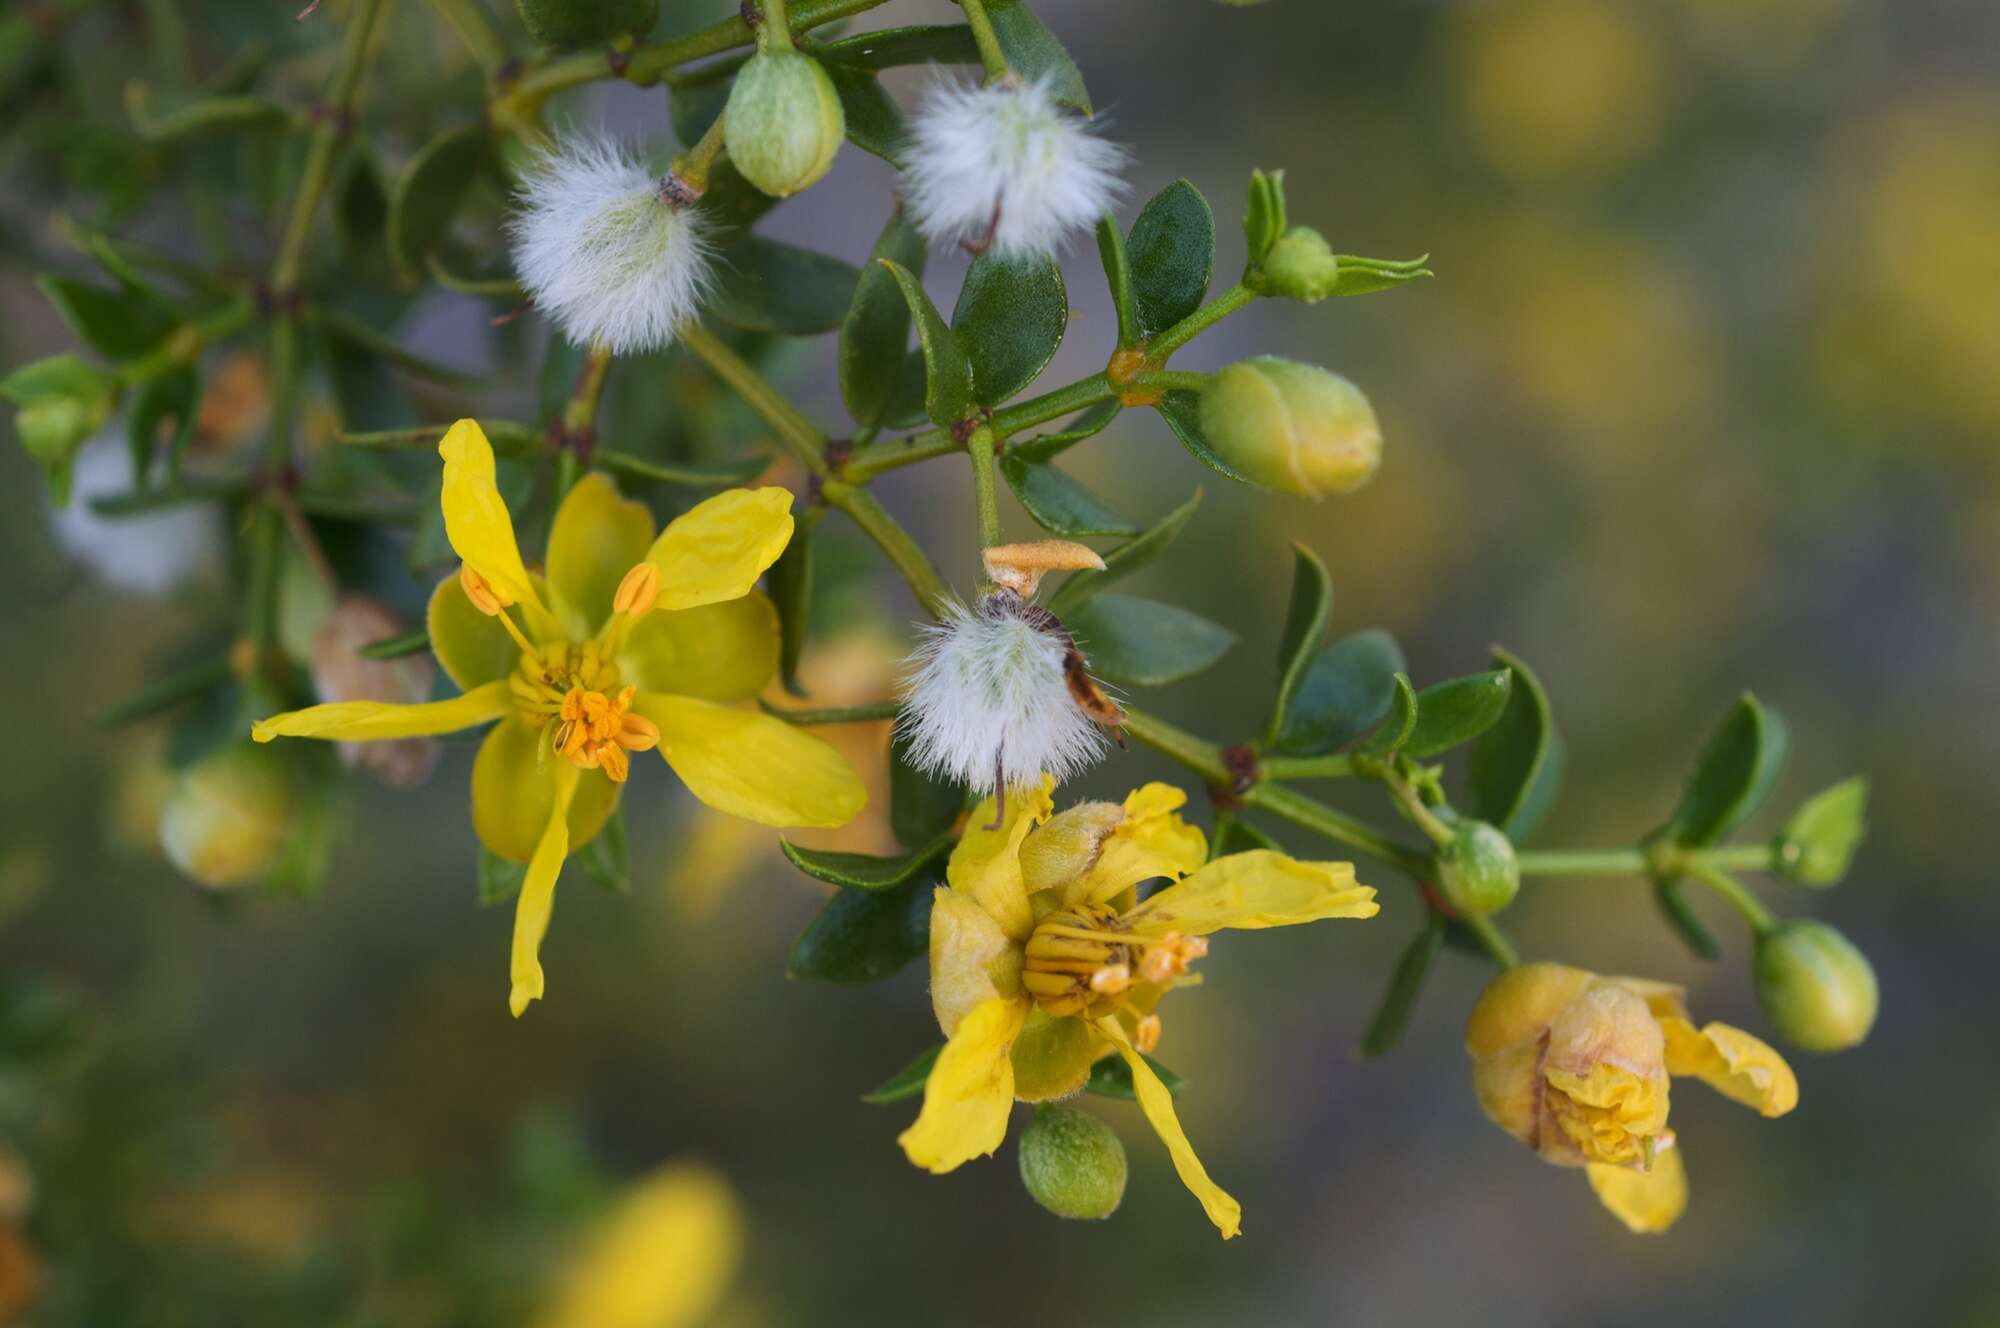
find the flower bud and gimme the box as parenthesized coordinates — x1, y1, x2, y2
(1753, 920, 1877, 1053)
(1255, 226, 1341, 302)
(310, 596, 441, 789)
(1197, 356, 1382, 499)
(724, 49, 845, 199)
(515, 0, 658, 52)
(1437, 820, 1520, 915)
(158, 744, 299, 889)
(1017, 1104, 1127, 1220)
(1, 355, 119, 503)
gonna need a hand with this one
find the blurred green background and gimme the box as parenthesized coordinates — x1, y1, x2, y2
(2, 0, 1996, 1322)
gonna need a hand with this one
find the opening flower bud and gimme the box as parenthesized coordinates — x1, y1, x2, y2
(1197, 356, 1382, 499)
(1437, 820, 1520, 915)
(1017, 1104, 1128, 1220)
(1255, 225, 1342, 302)
(1752, 920, 1878, 1053)
(158, 744, 299, 889)
(724, 49, 845, 199)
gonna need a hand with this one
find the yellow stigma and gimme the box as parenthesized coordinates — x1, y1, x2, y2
(1022, 905, 1207, 1019)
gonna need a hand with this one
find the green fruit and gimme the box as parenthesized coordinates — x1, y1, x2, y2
(723, 49, 845, 199)
(1257, 226, 1341, 302)
(158, 744, 299, 889)
(1437, 820, 1520, 915)
(1198, 356, 1382, 499)
(514, 0, 659, 53)
(1753, 920, 1878, 1053)
(1018, 1104, 1127, 1220)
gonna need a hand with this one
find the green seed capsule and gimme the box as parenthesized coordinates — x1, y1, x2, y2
(158, 744, 299, 889)
(724, 49, 846, 199)
(1257, 226, 1342, 302)
(1198, 356, 1382, 499)
(1436, 820, 1520, 915)
(1018, 1104, 1127, 1220)
(1753, 920, 1878, 1053)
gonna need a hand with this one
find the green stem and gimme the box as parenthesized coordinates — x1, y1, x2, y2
(1144, 282, 1256, 365)
(672, 108, 730, 192)
(1130, 369, 1212, 395)
(759, 700, 900, 725)
(757, 0, 792, 49)
(958, 0, 1010, 81)
(1684, 862, 1777, 934)
(494, 0, 887, 126)
(842, 373, 1116, 482)
(338, 420, 547, 455)
(821, 479, 952, 614)
(560, 343, 613, 494)
(1514, 843, 1778, 877)
(271, 0, 389, 292)
(96, 655, 232, 729)
(1458, 912, 1520, 969)
(968, 427, 1001, 550)
(1258, 753, 1355, 781)
(426, 0, 505, 74)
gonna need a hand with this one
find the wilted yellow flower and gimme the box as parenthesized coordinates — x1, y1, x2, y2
(253, 420, 867, 1015)
(1465, 962, 1799, 1233)
(898, 778, 1377, 1238)
(537, 1164, 744, 1328)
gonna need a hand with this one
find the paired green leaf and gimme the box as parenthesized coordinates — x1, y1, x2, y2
(861, 1043, 943, 1104)
(1000, 454, 1137, 537)
(1243, 168, 1288, 267)
(1096, 213, 1136, 346)
(1776, 777, 1867, 887)
(1275, 629, 1407, 755)
(1326, 253, 1434, 298)
(1066, 594, 1235, 687)
(1007, 399, 1121, 465)
(878, 259, 972, 426)
(1046, 490, 1203, 615)
(767, 526, 812, 696)
(1661, 695, 1790, 847)
(815, 24, 981, 69)
(822, 64, 907, 166)
(1403, 670, 1513, 759)
(1358, 673, 1418, 756)
(1154, 390, 1248, 481)
(1126, 181, 1214, 343)
(1266, 544, 1332, 745)
(841, 206, 927, 429)
(788, 876, 934, 983)
(1464, 648, 1564, 841)
(1085, 1051, 1185, 1099)
(388, 124, 489, 285)
(1360, 915, 1443, 1058)
(709, 237, 861, 336)
(984, 0, 1091, 113)
(952, 253, 1067, 407)
(39, 275, 176, 360)
(779, 831, 952, 892)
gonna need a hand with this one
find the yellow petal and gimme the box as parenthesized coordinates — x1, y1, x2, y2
(1464, 962, 1598, 1059)
(1122, 850, 1377, 936)
(471, 718, 621, 863)
(948, 775, 1055, 943)
(534, 1163, 744, 1328)
(427, 571, 521, 691)
(1097, 1017, 1242, 1239)
(1659, 1016, 1799, 1117)
(251, 680, 511, 743)
(1585, 1137, 1688, 1234)
(1067, 783, 1208, 910)
(621, 594, 780, 701)
(510, 761, 578, 1017)
(633, 692, 866, 828)
(928, 887, 1024, 1037)
(897, 996, 1028, 1174)
(437, 419, 553, 631)
(646, 487, 795, 611)
(547, 471, 656, 635)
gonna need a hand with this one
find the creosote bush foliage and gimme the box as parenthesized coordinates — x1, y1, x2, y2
(3, 0, 1883, 1252)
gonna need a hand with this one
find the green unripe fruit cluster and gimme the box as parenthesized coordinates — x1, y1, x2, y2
(158, 744, 299, 889)
(1198, 356, 1382, 499)
(1436, 820, 1520, 915)
(514, 0, 658, 52)
(1018, 1104, 1127, 1220)
(1257, 226, 1341, 302)
(724, 49, 846, 199)
(1753, 920, 1878, 1053)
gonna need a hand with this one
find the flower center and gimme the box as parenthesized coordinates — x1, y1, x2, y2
(508, 640, 658, 783)
(1022, 904, 1206, 1037)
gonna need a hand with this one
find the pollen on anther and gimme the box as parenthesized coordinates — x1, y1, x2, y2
(612, 561, 660, 617)
(1136, 1014, 1163, 1054)
(460, 563, 510, 615)
(1089, 963, 1132, 995)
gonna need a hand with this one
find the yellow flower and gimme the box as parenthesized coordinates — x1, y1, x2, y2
(535, 1163, 744, 1328)
(252, 420, 867, 1015)
(897, 777, 1377, 1238)
(1464, 962, 1799, 1233)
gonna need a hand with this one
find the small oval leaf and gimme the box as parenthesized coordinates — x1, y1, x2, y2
(1127, 180, 1214, 342)
(1465, 647, 1564, 841)
(1266, 544, 1332, 746)
(1276, 629, 1407, 755)
(842, 206, 927, 428)
(1000, 454, 1138, 537)
(952, 253, 1067, 407)
(1403, 670, 1513, 759)
(1776, 777, 1867, 887)
(788, 877, 934, 982)
(1662, 694, 1790, 848)
(389, 124, 488, 285)
(780, 834, 951, 891)
(1046, 488, 1202, 615)
(1154, 390, 1248, 481)
(1359, 673, 1419, 756)
(862, 1043, 944, 1103)
(710, 236, 861, 336)
(1068, 594, 1235, 687)
(1084, 1050, 1185, 1099)
(878, 258, 972, 426)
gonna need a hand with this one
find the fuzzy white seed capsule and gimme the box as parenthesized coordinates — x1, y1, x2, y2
(899, 594, 1109, 794)
(508, 136, 713, 355)
(902, 75, 1127, 258)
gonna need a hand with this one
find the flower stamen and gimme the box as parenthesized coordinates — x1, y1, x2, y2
(461, 563, 540, 656)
